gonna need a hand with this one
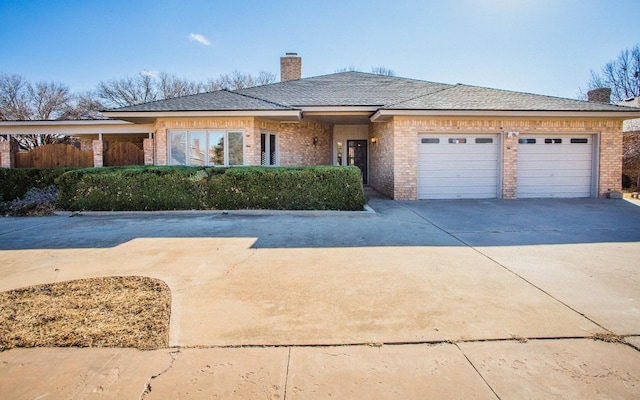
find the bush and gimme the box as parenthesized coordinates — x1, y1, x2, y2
(56, 165, 366, 211)
(0, 168, 70, 202)
(5, 186, 59, 216)
(56, 166, 207, 211)
(207, 166, 366, 210)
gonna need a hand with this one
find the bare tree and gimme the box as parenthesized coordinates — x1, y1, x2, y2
(60, 91, 106, 120)
(97, 73, 159, 108)
(99, 70, 277, 106)
(29, 81, 72, 120)
(0, 73, 31, 120)
(370, 66, 396, 76)
(584, 44, 640, 103)
(157, 72, 203, 99)
(0, 73, 81, 150)
(335, 65, 396, 76)
(255, 70, 277, 86)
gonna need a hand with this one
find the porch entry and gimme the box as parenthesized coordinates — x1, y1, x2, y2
(347, 140, 368, 184)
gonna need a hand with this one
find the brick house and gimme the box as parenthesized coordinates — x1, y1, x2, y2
(2, 53, 640, 200)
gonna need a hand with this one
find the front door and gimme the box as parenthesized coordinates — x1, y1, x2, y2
(347, 140, 368, 184)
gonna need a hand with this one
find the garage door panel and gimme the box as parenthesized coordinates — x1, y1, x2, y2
(517, 136, 594, 198)
(519, 169, 592, 178)
(518, 153, 592, 162)
(418, 135, 499, 199)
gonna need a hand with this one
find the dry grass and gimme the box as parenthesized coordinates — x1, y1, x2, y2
(0, 276, 171, 351)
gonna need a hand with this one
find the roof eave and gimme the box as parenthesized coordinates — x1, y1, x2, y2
(370, 109, 640, 122)
(0, 119, 154, 135)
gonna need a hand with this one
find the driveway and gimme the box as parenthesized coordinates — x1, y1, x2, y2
(1, 193, 639, 399)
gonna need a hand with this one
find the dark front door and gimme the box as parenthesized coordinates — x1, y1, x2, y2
(347, 140, 368, 184)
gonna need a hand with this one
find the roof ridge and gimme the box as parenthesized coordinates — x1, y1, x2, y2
(229, 89, 296, 110)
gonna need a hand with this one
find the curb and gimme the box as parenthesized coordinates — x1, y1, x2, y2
(54, 204, 376, 218)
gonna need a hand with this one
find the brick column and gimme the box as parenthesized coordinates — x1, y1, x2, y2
(92, 139, 103, 168)
(143, 138, 154, 165)
(155, 128, 168, 165)
(502, 133, 518, 199)
(0, 140, 16, 168)
(0, 141, 9, 168)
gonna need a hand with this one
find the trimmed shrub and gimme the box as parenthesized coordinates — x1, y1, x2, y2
(56, 166, 207, 211)
(207, 166, 366, 210)
(0, 168, 70, 202)
(56, 165, 366, 211)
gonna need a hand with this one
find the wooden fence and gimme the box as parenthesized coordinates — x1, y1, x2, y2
(104, 142, 144, 167)
(16, 144, 93, 168)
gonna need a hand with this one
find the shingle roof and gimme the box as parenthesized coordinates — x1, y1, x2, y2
(237, 72, 452, 106)
(385, 84, 630, 111)
(111, 89, 294, 112)
(108, 71, 637, 113)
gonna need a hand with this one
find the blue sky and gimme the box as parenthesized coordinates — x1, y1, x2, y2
(1, 0, 639, 99)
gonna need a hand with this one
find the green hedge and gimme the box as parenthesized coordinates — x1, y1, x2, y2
(55, 166, 208, 211)
(56, 166, 366, 211)
(0, 168, 71, 202)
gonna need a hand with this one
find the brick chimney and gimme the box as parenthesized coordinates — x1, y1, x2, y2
(280, 53, 301, 82)
(587, 88, 611, 104)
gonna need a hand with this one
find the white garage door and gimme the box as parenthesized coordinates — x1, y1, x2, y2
(417, 135, 500, 199)
(517, 136, 595, 198)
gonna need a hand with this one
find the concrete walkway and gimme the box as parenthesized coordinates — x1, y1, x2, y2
(1, 190, 639, 398)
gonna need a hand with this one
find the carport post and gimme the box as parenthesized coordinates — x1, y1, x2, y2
(92, 138, 103, 168)
(0, 134, 15, 168)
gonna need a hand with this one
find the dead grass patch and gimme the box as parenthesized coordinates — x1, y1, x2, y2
(0, 276, 170, 351)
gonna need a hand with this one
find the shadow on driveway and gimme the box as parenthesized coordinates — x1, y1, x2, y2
(1, 192, 639, 250)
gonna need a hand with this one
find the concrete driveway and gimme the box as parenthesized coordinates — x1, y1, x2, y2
(1, 192, 639, 399)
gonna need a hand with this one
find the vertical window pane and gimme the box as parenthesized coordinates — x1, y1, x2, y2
(209, 132, 225, 165)
(170, 131, 187, 165)
(337, 141, 343, 166)
(227, 131, 244, 165)
(269, 134, 276, 165)
(261, 133, 267, 165)
(190, 131, 206, 166)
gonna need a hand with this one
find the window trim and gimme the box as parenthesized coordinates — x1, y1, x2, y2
(168, 129, 245, 166)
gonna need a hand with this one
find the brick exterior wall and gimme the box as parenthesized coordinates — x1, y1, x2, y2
(386, 116, 623, 200)
(265, 120, 331, 166)
(154, 117, 330, 167)
(502, 134, 518, 199)
(599, 124, 623, 196)
(144, 115, 622, 200)
(368, 121, 394, 198)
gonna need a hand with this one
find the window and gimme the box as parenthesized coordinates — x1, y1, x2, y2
(571, 138, 589, 144)
(261, 132, 278, 166)
(475, 138, 493, 144)
(545, 138, 562, 144)
(519, 138, 536, 144)
(421, 138, 440, 144)
(448, 138, 467, 144)
(169, 130, 244, 166)
(336, 141, 343, 165)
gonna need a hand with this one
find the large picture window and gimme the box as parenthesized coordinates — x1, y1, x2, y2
(169, 130, 244, 166)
